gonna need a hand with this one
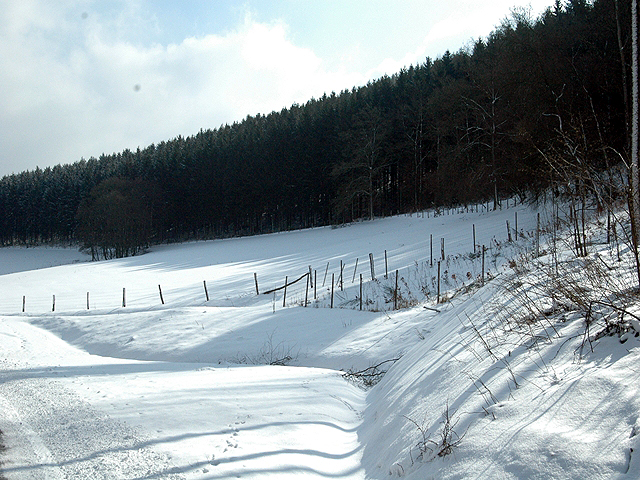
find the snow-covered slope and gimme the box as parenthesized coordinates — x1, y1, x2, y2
(360, 280, 640, 479)
(0, 202, 637, 479)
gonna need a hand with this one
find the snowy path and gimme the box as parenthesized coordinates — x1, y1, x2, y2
(0, 319, 184, 479)
(0, 318, 365, 479)
(0, 375, 183, 480)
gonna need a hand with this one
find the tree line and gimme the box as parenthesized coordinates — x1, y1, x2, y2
(0, 0, 634, 258)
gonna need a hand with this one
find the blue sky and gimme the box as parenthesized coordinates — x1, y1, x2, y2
(0, 0, 552, 177)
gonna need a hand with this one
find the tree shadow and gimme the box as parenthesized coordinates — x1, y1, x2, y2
(1, 423, 363, 479)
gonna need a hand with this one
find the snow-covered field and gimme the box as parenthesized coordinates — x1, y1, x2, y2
(1, 202, 639, 479)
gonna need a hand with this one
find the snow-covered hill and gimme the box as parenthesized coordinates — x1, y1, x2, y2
(0, 202, 638, 479)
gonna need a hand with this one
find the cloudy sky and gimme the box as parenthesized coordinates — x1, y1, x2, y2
(0, 0, 552, 177)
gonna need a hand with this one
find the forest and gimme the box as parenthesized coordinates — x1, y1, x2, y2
(0, 0, 635, 258)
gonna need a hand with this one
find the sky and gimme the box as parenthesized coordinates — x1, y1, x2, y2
(0, 0, 553, 178)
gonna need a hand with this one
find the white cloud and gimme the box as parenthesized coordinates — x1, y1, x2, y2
(366, 0, 554, 82)
(365, 15, 472, 80)
(0, 2, 363, 176)
(0, 0, 553, 176)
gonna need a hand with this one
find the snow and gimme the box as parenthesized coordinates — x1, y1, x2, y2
(0, 202, 639, 479)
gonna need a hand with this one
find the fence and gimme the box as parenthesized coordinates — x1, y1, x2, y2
(13, 202, 552, 315)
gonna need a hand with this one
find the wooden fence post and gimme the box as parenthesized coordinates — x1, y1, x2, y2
(87, 292, 90, 310)
(614, 222, 621, 262)
(359, 274, 363, 311)
(430, 234, 433, 267)
(254, 273, 259, 295)
(309, 266, 313, 288)
(22, 295, 25, 313)
(385, 250, 388, 279)
(369, 253, 376, 280)
(536, 212, 541, 257)
(52, 295, 56, 312)
(515, 212, 518, 240)
(204, 280, 209, 302)
(158, 285, 164, 305)
(394, 269, 399, 310)
(441, 238, 445, 261)
(473, 224, 476, 253)
(482, 246, 486, 286)
(507, 220, 512, 242)
(331, 273, 335, 308)
(323, 262, 329, 287)
(340, 260, 344, 291)
(283, 276, 288, 308)
(123, 288, 126, 308)
(352, 258, 359, 283)
(314, 270, 317, 300)
(305, 273, 309, 307)
(437, 262, 441, 304)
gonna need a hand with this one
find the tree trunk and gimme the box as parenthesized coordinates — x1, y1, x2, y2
(615, 0, 630, 136)
(631, 0, 640, 286)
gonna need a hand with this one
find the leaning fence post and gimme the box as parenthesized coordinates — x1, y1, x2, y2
(254, 273, 259, 295)
(158, 285, 165, 305)
(204, 280, 210, 302)
(323, 262, 329, 287)
(308, 266, 313, 288)
(352, 258, 359, 283)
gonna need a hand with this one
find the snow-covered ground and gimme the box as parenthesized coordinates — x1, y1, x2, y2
(0, 202, 638, 479)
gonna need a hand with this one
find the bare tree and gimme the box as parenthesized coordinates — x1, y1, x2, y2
(333, 104, 389, 221)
